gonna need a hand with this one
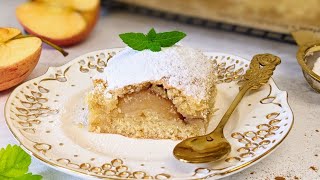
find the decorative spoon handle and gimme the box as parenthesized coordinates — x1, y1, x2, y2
(212, 54, 281, 135)
(173, 54, 281, 163)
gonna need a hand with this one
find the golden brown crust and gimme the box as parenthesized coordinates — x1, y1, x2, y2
(119, 0, 320, 33)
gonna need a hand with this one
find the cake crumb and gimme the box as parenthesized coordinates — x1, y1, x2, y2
(77, 123, 84, 128)
(274, 177, 286, 180)
(294, 176, 300, 180)
(310, 166, 318, 172)
(250, 171, 255, 175)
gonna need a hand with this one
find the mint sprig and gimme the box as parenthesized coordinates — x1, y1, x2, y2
(119, 28, 186, 52)
(0, 145, 42, 180)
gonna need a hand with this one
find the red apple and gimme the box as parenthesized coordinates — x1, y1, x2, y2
(0, 27, 42, 91)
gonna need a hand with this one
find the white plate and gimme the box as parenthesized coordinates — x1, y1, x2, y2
(5, 48, 294, 179)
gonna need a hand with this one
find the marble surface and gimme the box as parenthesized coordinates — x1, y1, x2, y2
(0, 1, 319, 179)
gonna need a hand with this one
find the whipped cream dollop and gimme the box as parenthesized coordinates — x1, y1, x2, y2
(97, 46, 215, 100)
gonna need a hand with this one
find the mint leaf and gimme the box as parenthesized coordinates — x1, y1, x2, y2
(119, 33, 149, 51)
(147, 41, 161, 52)
(154, 31, 186, 47)
(14, 173, 42, 180)
(0, 145, 31, 178)
(147, 28, 157, 40)
(119, 28, 186, 52)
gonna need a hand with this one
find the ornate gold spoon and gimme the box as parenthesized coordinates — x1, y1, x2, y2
(173, 54, 281, 163)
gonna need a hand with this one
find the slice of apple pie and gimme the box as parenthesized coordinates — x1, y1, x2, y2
(87, 46, 216, 140)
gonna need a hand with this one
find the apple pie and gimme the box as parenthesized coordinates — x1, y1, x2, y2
(87, 46, 217, 140)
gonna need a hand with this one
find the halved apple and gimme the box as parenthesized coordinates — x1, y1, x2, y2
(0, 27, 67, 91)
(0, 28, 42, 91)
(16, 0, 100, 46)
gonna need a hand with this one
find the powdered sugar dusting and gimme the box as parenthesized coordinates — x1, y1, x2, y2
(98, 46, 214, 100)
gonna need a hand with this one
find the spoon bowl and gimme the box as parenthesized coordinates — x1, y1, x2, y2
(173, 132, 231, 163)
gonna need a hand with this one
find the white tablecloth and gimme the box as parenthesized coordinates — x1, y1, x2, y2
(1, 1, 320, 179)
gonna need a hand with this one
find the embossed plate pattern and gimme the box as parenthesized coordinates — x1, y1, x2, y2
(5, 48, 293, 179)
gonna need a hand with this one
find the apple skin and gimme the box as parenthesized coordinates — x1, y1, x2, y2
(0, 47, 41, 91)
(17, 6, 100, 47)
